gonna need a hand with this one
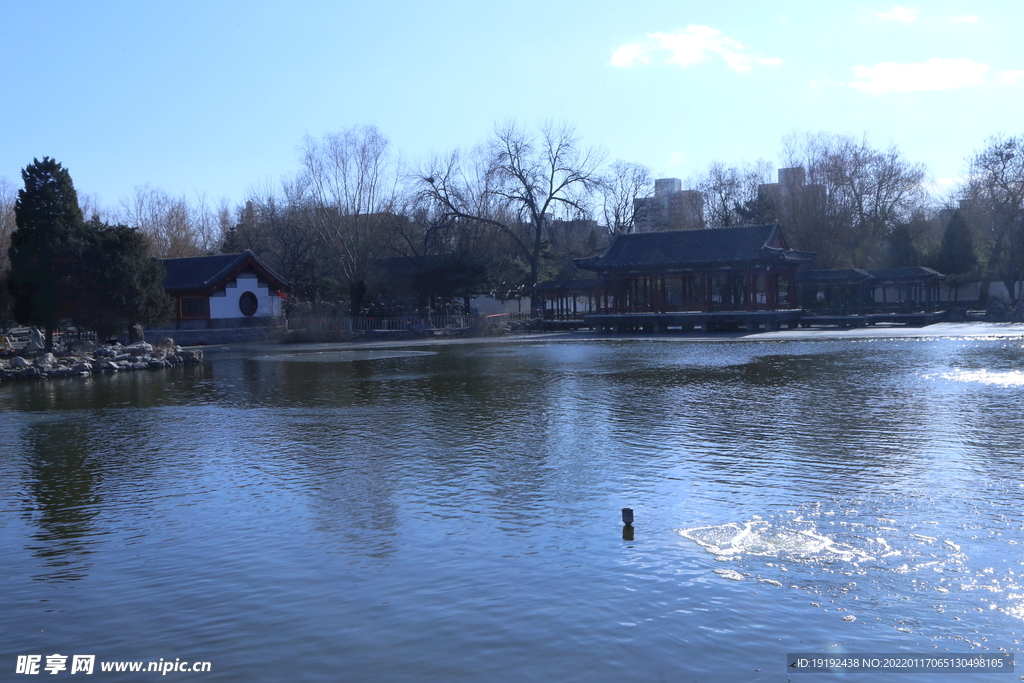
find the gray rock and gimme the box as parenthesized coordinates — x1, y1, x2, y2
(72, 361, 93, 373)
(985, 299, 1009, 322)
(35, 352, 56, 367)
(26, 328, 45, 352)
(10, 356, 30, 369)
(69, 340, 98, 354)
(128, 342, 153, 356)
(179, 349, 204, 363)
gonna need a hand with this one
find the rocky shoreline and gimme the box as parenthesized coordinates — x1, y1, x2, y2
(0, 340, 204, 383)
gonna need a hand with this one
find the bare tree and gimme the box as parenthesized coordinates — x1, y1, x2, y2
(960, 135, 1024, 302)
(692, 160, 773, 228)
(598, 160, 652, 234)
(0, 177, 17, 329)
(782, 133, 928, 267)
(237, 177, 342, 303)
(419, 121, 604, 288)
(119, 186, 220, 258)
(0, 177, 16, 275)
(301, 125, 404, 315)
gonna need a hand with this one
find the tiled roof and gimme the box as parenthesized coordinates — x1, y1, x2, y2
(575, 224, 815, 272)
(865, 267, 944, 282)
(799, 268, 874, 283)
(799, 267, 945, 285)
(161, 250, 290, 293)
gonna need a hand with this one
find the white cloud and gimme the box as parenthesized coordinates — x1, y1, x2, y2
(668, 152, 687, 166)
(850, 58, 989, 94)
(947, 14, 979, 24)
(609, 43, 650, 68)
(997, 70, 1024, 84)
(610, 25, 781, 73)
(878, 5, 918, 23)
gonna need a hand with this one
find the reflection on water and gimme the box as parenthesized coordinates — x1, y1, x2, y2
(938, 368, 1024, 386)
(2, 336, 1024, 681)
(23, 421, 102, 582)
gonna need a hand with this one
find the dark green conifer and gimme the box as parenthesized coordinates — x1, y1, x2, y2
(933, 210, 977, 275)
(884, 224, 918, 268)
(7, 157, 85, 350)
(72, 221, 174, 340)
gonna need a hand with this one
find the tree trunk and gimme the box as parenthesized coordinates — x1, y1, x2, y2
(349, 280, 367, 318)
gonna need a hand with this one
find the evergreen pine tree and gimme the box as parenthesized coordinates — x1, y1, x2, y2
(7, 157, 84, 350)
(72, 221, 174, 341)
(934, 210, 977, 275)
(884, 224, 918, 268)
(734, 193, 778, 225)
(220, 223, 242, 254)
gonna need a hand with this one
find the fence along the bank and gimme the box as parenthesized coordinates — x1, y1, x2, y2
(287, 314, 472, 332)
(287, 312, 534, 333)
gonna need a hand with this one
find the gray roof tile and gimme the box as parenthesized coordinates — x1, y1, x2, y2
(161, 250, 290, 293)
(575, 224, 815, 271)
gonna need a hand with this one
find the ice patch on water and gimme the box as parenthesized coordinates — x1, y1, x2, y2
(713, 569, 744, 581)
(678, 519, 873, 563)
(678, 505, 1024, 629)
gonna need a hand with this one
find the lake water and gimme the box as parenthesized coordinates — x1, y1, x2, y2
(3, 329, 1024, 681)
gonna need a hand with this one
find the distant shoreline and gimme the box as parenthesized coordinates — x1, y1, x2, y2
(192, 322, 1024, 359)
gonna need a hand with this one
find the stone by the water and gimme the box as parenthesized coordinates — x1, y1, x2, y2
(0, 341, 203, 383)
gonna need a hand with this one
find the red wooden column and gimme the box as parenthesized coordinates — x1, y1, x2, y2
(745, 267, 754, 311)
(701, 269, 711, 312)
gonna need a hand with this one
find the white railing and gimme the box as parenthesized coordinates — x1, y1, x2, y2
(288, 312, 539, 333)
(482, 312, 534, 326)
(348, 315, 471, 332)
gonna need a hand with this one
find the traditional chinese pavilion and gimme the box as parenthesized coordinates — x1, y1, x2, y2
(574, 223, 815, 331)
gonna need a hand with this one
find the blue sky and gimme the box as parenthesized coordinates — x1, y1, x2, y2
(2, 0, 1021, 209)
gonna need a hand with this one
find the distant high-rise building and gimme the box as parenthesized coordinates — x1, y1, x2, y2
(634, 178, 704, 231)
(757, 167, 825, 223)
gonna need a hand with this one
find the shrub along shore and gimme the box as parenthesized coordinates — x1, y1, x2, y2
(0, 339, 203, 383)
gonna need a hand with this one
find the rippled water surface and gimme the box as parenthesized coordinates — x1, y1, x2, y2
(3, 334, 1024, 681)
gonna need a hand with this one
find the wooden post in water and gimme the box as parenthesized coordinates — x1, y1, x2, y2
(622, 507, 634, 540)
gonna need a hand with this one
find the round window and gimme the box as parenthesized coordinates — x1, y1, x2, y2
(239, 291, 258, 316)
